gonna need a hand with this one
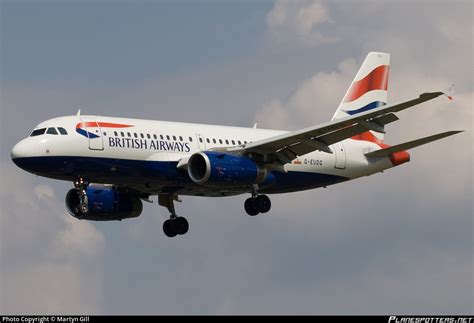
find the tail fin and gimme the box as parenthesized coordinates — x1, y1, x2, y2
(332, 52, 390, 141)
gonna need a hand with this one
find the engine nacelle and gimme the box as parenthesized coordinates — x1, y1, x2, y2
(66, 186, 143, 221)
(187, 151, 275, 187)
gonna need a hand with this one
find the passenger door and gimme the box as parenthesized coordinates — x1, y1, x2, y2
(81, 118, 104, 150)
(333, 142, 346, 170)
(196, 133, 206, 151)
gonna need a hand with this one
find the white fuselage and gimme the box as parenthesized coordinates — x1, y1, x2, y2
(11, 115, 395, 196)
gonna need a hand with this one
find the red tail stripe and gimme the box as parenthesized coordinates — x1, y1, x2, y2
(344, 65, 389, 103)
(351, 131, 385, 147)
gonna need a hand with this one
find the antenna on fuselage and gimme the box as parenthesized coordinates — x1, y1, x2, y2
(76, 109, 81, 116)
(253, 123, 258, 129)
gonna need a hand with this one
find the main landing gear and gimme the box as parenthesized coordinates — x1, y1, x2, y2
(159, 194, 189, 238)
(73, 176, 90, 215)
(244, 186, 271, 216)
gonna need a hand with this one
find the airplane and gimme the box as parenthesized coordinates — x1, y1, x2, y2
(11, 52, 463, 237)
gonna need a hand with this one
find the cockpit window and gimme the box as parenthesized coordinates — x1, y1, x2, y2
(46, 127, 58, 135)
(58, 127, 68, 135)
(30, 128, 46, 136)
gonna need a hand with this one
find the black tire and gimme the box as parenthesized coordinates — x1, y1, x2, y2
(255, 195, 271, 213)
(244, 198, 259, 216)
(175, 217, 189, 235)
(80, 203, 89, 214)
(163, 219, 177, 237)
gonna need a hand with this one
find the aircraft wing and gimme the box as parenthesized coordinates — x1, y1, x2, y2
(241, 92, 448, 164)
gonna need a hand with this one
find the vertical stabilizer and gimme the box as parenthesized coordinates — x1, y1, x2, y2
(332, 52, 390, 141)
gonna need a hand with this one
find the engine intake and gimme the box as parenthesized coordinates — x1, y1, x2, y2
(187, 151, 275, 187)
(66, 186, 143, 221)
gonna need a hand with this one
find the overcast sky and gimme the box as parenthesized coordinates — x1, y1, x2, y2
(1, 0, 472, 315)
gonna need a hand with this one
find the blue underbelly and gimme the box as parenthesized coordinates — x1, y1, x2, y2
(12, 156, 348, 193)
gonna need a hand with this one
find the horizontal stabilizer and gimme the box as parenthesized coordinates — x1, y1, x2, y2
(365, 130, 464, 158)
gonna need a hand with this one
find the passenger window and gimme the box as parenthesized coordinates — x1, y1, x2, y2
(199, 137, 203, 143)
(231, 140, 235, 145)
(147, 134, 151, 139)
(166, 135, 170, 140)
(189, 137, 193, 142)
(114, 131, 118, 136)
(134, 133, 138, 138)
(179, 136, 183, 141)
(140, 133, 144, 138)
(219, 139, 223, 144)
(46, 128, 58, 135)
(225, 139, 229, 145)
(30, 128, 46, 136)
(58, 127, 68, 135)
(103, 132, 107, 136)
(153, 134, 157, 139)
(213, 138, 216, 144)
(160, 135, 164, 140)
(238, 140, 242, 145)
(127, 132, 131, 137)
(121, 132, 125, 137)
(173, 136, 177, 141)
(206, 138, 210, 143)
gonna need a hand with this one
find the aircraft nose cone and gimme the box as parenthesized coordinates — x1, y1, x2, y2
(11, 141, 26, 160)
(11, 140, 32, 170)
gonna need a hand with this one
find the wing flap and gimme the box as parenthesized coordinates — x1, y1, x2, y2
(365, 131, 463, 158)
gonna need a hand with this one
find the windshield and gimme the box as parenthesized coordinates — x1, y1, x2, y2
(30, 128, 46, 137)
(30, 127, 68, 137)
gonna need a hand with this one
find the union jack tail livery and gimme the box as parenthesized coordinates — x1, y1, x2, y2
(333, 52, 390, 141)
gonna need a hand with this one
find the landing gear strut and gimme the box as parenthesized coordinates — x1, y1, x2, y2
(159, 194, 189, 238)
(244, 185, 271, 216)
(73, 176, 89, 215)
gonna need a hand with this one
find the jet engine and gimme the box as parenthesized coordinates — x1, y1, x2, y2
(66, 186, 143, 221)
(187, 151, 275, 187)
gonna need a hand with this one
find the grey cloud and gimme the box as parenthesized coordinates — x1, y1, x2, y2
(266, 0, 337, 47)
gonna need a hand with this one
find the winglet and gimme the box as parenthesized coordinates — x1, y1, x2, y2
(445, 84, 455, 101)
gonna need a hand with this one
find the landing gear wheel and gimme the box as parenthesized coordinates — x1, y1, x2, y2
(158, 195, 189, 237)
(175, 217, 189, 235)
(79, 203, 89, 214)
(244, 198, 259, 216)
(163, 219, 177, 238)
(255, 195, 271, 213)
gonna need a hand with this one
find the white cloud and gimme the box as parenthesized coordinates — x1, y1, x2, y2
(255, 58, 356, 129)
(0, 163, 105, 314)
(255, 0, 473, 250)
(266, 0, 336, 47)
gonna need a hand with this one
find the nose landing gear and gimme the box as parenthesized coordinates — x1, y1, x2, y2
(73, 177, 90, 215)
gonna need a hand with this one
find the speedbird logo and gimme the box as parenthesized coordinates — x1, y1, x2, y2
(75, 122, 133, 138)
